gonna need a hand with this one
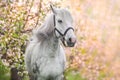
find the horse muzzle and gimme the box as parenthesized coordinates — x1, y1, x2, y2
(61, 37, 76, 47)
(67, 37, 76, 47)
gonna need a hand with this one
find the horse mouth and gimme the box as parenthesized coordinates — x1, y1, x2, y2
(67, 41, 75, 47)
(61, 38, 76, 47)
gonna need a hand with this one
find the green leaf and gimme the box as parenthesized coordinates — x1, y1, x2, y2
(65, 69, 86, 80)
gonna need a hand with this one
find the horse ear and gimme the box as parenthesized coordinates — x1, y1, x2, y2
(50, 4, 57, 14)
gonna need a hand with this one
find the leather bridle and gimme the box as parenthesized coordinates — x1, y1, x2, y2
(53, 15, 74, 46)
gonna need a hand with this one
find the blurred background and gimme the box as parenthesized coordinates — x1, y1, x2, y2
(0, 0, 120, 80)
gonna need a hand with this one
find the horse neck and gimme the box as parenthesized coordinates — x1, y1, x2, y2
(41, 33, 60, 57)
(48, 20, 63, 56)
(41, 14, 60, 56)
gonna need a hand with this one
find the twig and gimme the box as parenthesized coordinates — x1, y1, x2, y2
(23, 0, 35, 29)
(34, 0, 42, 28)
(21, 29, 33, 33)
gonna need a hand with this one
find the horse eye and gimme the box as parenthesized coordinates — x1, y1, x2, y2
(58, 20, 62, 23)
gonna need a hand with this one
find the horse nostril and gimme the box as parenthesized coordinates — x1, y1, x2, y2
(68, 37, 76, 43)
(67, 37, 76, 47)
(69, 38, 72, 42)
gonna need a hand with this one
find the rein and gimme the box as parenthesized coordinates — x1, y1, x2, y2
(53, 15, 74, 46)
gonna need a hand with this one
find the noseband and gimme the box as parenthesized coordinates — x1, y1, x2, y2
(53, 15, 74, 46)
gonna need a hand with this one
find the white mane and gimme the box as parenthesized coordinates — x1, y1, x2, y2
(32, 13, 55, 42)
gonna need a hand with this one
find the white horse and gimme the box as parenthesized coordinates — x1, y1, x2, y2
(25, 5, 76, 80)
